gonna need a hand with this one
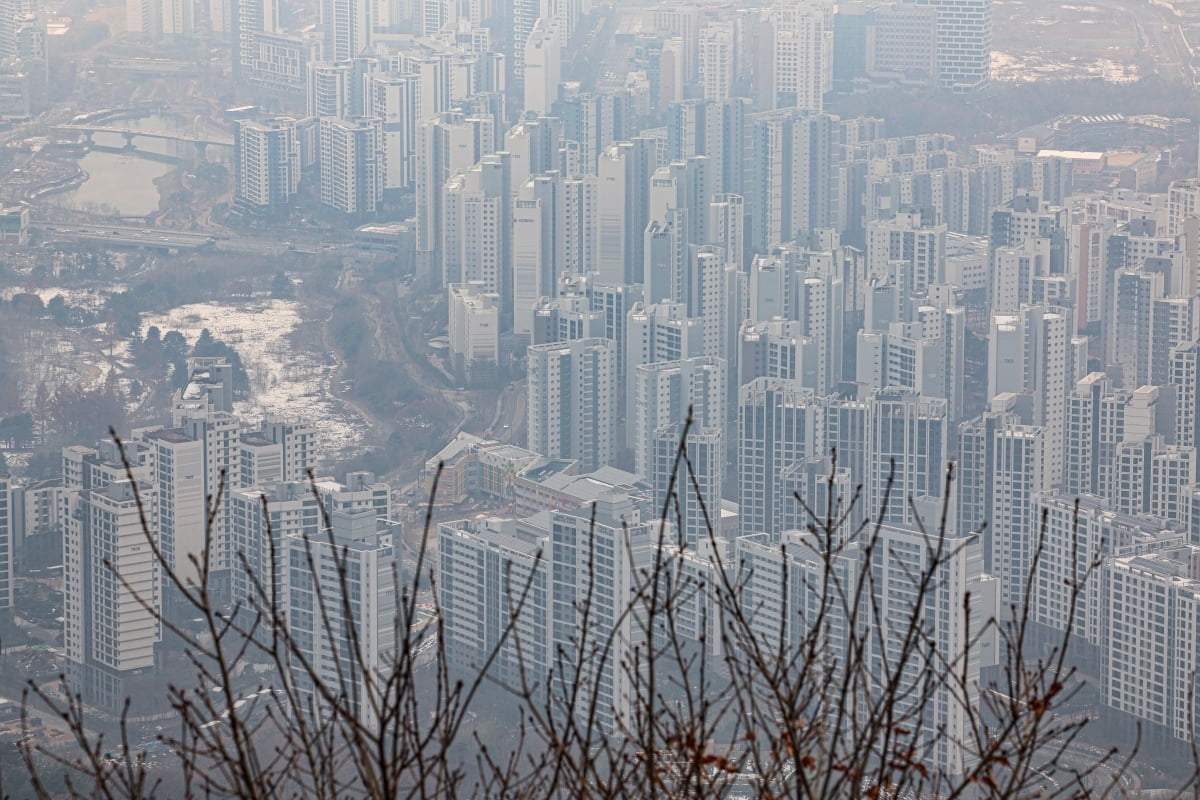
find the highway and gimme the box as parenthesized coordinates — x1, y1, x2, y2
(37, 223, 319, 256)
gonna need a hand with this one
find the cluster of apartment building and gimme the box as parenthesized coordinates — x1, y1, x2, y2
(1, 358, 397, 720)
(429, 160, 1200, 772)
(219, 0, 999, 220)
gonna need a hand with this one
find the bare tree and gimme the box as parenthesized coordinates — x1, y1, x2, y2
(4, 420, 1194, 800)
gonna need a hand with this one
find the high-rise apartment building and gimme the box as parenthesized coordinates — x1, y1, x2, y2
(738, 378, 817, 537)
(527, 338, 615, 471)
(284, 507, 397, 725)
(438, 516, 548, 688)
(64, 475, 160, 710)
(548, 494, 662, 733)
(957, 395, 1047, 606)
(987, 305, 1077, 488)
(1104, 545, 1200, 742)
(914, 0, 992, 92)
(748, 109, 833, 252)
(596, 138, 656, 285)
(0, 473, 10, 611)
(757, 2, 829, 112)
(697, 22, 734, 102)
(365, 73, 416, 193)
(448, 281, 501, 385)
(865, 388, 947, 527)
(319, 116, 383, 217)
(320, 0, 373, 62)
(735, 523, 995, 776)
(633, 356, 725, 480)
(531, 294, 606, 345)
(522, 18, 561, 115)
(416, 111, 495, 282)
(866, 209, 946, 298)
(307, 60, 350, 119)
(555, 92, 616, 175)
(625, 301, 706, 443)
(233, 117, 300, 215)
(652, 423, 723, 546)
(1033, 493, 1180, 646)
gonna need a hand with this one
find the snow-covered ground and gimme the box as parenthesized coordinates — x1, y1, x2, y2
(141, 298, 369, 463)
(0, 286, 120, 310)
(992, 51, 1140, 84)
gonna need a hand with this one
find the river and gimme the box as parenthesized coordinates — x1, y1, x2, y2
(46, 113, 231, 217)
(49, 150, 173, 216)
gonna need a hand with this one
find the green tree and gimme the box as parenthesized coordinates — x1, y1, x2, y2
(47, 294, 67, 325)
(271, 271, 294, 299)
(11, 292, 44, 316)
(0, 412, 34, 447)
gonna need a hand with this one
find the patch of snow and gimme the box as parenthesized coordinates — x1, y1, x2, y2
(141, 299, 368, 462)
(0, 286, 121, 310)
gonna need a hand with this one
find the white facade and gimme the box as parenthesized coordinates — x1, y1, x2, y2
(736, 524, 995, 777)
(697, 22, 733, 102)
(365, 73, 415, 192)
(866, 210, 946, 298)
(633, 356, 725, 480)
(527, 337, 615, 471)
(737, 377, 816, 537)
(321, 0, 374, 61)
(319, 116, 383, 216)
(0, 475, 9, 610)
(64, 479, 161, 710)
(234, 117, 300, 212)
(448, 281, 500, 381)
(763, 2, 827, 112)
(522, 18, 561, 116)
(284, 507, 397, 726)
(865, 389, 947, 527)
(438, 517, 548, 689)
(915, 0, 992, 92)
(1104, 546, 1200, 741)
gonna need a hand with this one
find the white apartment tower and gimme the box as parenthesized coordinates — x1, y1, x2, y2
(633, 356, 726, 480)
(233, 117, 300, 214)
(321, 0, 374, 61)
(284, 507, 397, 725)
(748, 109, 833, 252)
(319, 116, 383, 217)
(760, 2, 828, 112)
(866, 210, 946, 298)
(865, 389, 948, 527)
(438, 517, 548, 689)
(1104, 546, 1200, 742)
(416, 111, 494, 282)
(365, 73, 416, 193)
(697, 22, 734, 102)
(0, 474, 10, 611)
(988, 305, 1076, 488)
(64, 478, 161, 710)
(549, 494, 663, 734)
(738, 378, 817, 537)
(652, 424, 723, 546)
(915, 0, 992, 92)
(448, 282, 501, 385)
(527, 337, 615, 471)
(307, 60, 350, 119)
(522, 18, 561, 116)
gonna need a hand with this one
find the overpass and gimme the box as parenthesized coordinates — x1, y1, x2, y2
(49, 125, 234, 159)
(39, 224, 216, 251)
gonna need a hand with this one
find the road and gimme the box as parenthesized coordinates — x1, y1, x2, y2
(38, 222, 322, 256)
(484, 380, 526, 443)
